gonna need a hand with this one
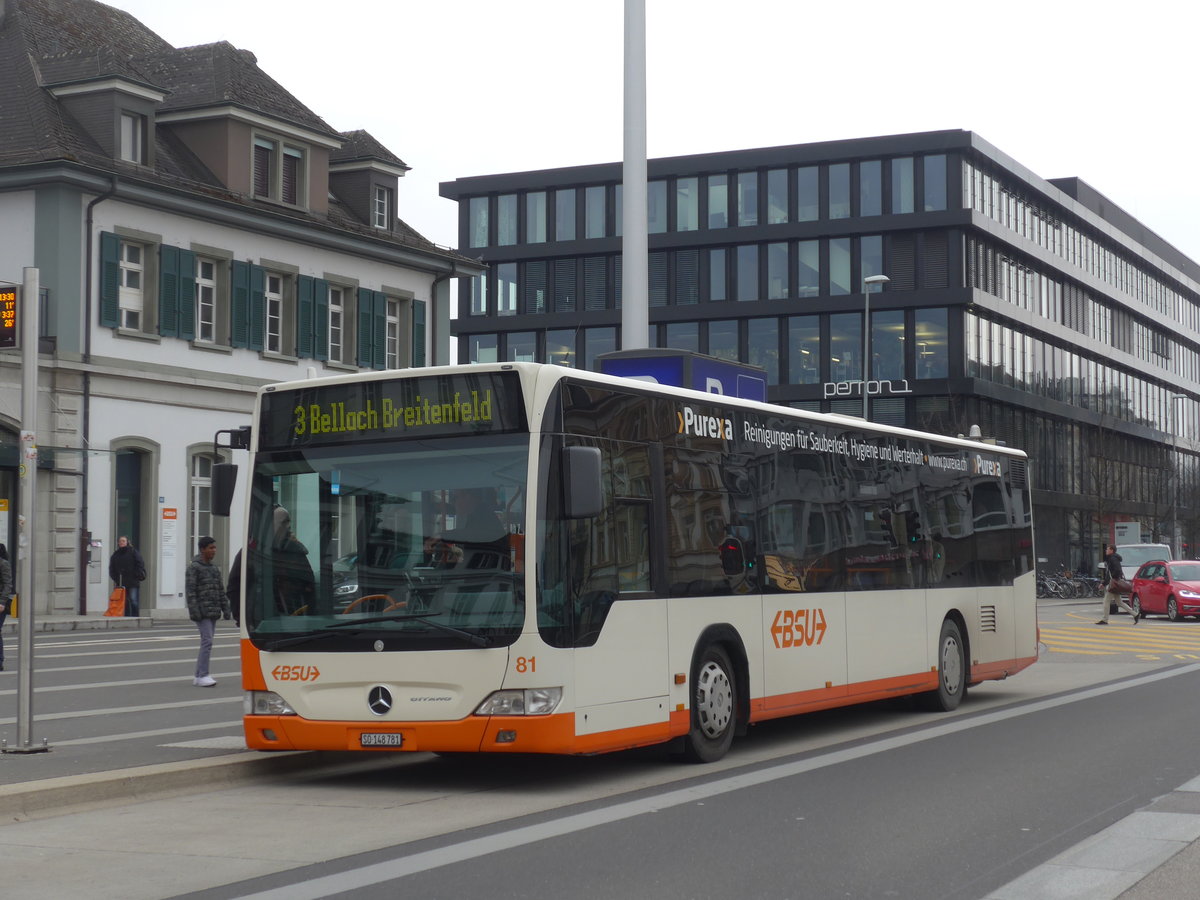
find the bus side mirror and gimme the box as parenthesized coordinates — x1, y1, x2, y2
(212, 463, 238, 517)
(563, 446, 602, 519)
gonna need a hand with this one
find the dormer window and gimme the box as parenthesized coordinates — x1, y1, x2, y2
(120, 112, 146, 163)
(373, 185, 392, 229)
(253, 135, 306, 206)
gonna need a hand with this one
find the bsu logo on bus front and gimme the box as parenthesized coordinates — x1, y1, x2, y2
(677, 406, 734, 441)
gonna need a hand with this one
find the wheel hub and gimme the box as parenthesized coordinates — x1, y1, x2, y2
(695, 660, 733, 738)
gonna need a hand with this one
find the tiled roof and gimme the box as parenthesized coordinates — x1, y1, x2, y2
(332, 130, 410, 170)
(0, 0, 454, 258)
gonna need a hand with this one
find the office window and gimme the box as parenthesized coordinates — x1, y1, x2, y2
(120, 112, 145, 164)
(385, 298, 401, 368)
(547, 329, 576, 366)
(470, 273, 487, 316)
(829, 312, 861, 382)
(497, 194, 518, 246)
(507, 331, 536, 362)
(829, 164, 850, 219)
(709, 249, 727, 301)
(372, 186, 391, 229)
(767, 169, 788, 224)
(264, 273, 284, 353)
(788, 315, 820, 384)
(708, 174, 728, 228)
(195, 257, 217, 342)
(916, 308, 949, 379)
(585, 186, 606, 238)
(676, 177, 699, 232)
(665, 321, 699, 352)
(469, 333, 498, 364)
(736, 244, 758, 301)
(708, 319, 738, 361)
(797, 240, 820, 297)
(862, 235, 883, 281)
(924, 155, 947, 211)
(748, 318, 779, 383)
(328, 285, 345, 363)
(675, 249, 699, 305)
(497, 263, 518, 316)
(873, 309, 904, 380)
(523, 261, 547, 314)
(469, 197, 488, 247)
(860, 160, 882, 217)
(648, 181, 667, 234)
(737, 172, 758, 226)
(892, 158, 915, 213)
(796, 166, 818, 222)
(830, 237, 851, 295)
(556, 189, 576, 241)
(527, 192, 547, 243)
(584, 327, 616, 371)
(766, 242, 788, 299)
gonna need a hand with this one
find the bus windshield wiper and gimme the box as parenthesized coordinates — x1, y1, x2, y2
(261, 612, 491, 651)
(328, 611, 492, 648)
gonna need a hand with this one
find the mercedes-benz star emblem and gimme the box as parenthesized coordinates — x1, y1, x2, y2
(368, 686, 393, 716)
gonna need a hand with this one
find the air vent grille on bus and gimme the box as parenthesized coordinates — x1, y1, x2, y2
(980, 605, 998, 633)
(1008, 459, 1028, 488)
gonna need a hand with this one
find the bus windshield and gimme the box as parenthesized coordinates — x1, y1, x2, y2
(243, 434, 527, 649)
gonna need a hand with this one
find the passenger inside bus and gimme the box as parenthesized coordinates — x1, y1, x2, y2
(271, 506, 314, 613)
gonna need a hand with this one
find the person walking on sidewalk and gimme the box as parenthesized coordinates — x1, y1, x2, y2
(108, 535, 146, 617)
(186, 536, 230, 686)
(1098, 544, 1138, 624)
(0, 543, 12, 671)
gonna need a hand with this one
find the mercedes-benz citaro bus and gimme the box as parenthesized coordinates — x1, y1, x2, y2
(213, 362, 1037, 763)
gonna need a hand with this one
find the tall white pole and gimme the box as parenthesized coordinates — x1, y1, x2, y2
(621, 0, 648, 351)
(861, 275, 889, 420)
(11, 266, 46, 752)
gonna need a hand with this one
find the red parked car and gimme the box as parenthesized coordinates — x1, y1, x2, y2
(1130, 560, 1200, 621)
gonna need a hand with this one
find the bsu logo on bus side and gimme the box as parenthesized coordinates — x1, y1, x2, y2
(677, 406, 733, 441)
(770, 608, 827, 649)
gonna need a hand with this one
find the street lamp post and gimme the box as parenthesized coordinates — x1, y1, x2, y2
(862, 274, 890, 420)
(1172, 393, 1186, 556)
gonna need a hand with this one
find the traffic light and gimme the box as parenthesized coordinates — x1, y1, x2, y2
(904, 511, 922, 542)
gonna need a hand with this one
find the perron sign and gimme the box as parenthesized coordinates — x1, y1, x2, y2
(822, 379, 914, 399)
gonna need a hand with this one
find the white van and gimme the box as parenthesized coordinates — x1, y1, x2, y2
(1116, 543, 1173, 576)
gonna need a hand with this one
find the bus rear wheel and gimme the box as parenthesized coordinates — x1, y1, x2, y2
(682, 644, 736, 763)
(918, 619, 966, 712)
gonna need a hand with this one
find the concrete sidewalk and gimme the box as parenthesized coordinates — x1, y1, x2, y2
(2, 610, 190, 635)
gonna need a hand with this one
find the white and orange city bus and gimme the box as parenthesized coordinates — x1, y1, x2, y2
(217, 362, 1037, 763)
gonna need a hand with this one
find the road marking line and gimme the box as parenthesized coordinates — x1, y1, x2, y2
(0, 694, 240, 726)
(228, 665, 1200, 900)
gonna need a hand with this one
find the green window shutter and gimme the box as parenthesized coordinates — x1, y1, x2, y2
(178, 249, 196, 341)
(158, 245, 179, 338)
(412, 299, 426, 367)
(314, 278, 329, 362)
(230, 260, 250, 348)
(249, 265, 265, 351)
(296, 275, 314, 359)
(99, 232, 121, 328)
(356, 286, 374, 367)
(372, 290, 387, 369)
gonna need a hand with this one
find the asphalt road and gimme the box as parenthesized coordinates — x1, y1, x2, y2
(4, 601, 1200, 899)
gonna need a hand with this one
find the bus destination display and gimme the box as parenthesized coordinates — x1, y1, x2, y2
(259, 371, 526, 450)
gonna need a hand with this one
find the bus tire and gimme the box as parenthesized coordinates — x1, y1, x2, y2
(682, 644, 737, 763)
(919, 618, 966, 712)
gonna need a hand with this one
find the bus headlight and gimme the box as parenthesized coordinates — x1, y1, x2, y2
(475, 687, 563, 716)
(245, 691, 296, 716)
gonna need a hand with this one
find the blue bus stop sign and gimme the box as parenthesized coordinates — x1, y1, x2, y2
(597, 349, 767, 402)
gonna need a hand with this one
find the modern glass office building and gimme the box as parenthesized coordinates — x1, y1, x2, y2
(440, 130, 1199, 571)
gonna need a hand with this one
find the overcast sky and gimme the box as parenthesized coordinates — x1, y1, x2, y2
(106, 0, 1200, 263)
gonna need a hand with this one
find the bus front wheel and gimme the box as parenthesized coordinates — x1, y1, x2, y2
(919, 619, 966, 712)
(682, 644, 737, 763)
